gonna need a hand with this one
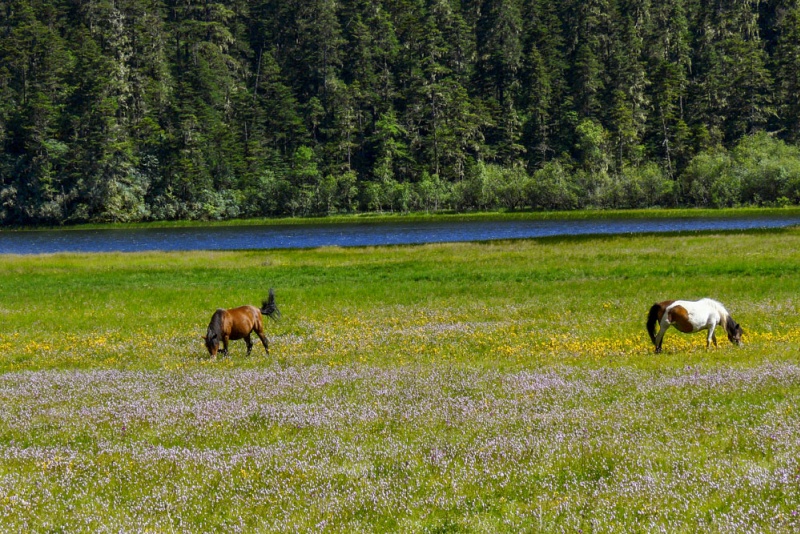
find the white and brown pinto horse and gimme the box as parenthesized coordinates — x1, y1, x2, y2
(203, 289, 281, 358)
(647, 298, 742, 353)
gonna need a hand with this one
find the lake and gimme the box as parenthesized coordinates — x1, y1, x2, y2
(1, 216, 799, 254)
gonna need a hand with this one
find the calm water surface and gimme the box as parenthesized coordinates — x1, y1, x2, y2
(1, 216, 799, 254)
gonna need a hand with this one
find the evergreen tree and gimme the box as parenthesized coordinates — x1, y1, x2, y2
(774, 3, 800, 142)
(475, 0, 523, 104)
(690, 0, 773, 145)
(475, 0, 525, 164)
(404, 0, 473, 178)
(606, 0, 649, 169)
(519, 0, 569, 165)
(0, 0, 72, 223)
(563, 0, 611, 118)
(63, 25, 141, 222)
(251, 46, 306, 156)
(644, 0, 691, 176)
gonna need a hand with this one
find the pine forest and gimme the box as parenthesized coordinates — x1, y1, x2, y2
(3, 0, 800, 224)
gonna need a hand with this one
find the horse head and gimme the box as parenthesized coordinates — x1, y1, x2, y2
(203, 328, 220, 356)
(726, 316, 743, 346)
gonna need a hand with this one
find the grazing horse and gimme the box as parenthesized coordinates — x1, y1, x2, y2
(203, 289, 281, 358)
(647, 298, 742, 354)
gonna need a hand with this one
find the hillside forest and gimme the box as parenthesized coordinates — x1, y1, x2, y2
(3, 0, 800, 224)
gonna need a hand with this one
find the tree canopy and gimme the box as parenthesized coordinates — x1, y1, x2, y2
(2, 0, 800, 224)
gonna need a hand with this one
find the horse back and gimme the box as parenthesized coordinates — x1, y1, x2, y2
(668, 299, 721, 332)
(223, 305, 262, 339)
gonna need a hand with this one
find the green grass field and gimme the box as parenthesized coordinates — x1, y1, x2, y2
(1, 228, 799, 531)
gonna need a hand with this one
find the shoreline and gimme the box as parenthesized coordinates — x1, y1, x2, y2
(3, 206, 800, 232)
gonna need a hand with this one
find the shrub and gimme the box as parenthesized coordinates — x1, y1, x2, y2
(679, 150, 740, 207)
(451, 162, 494, 210)
(526, 160, 579, 210)
(201, 189, 243, 220)
(243, 170, 293, 217)
(415, 172, 450, 212)
(485, 163, 531, 210)
(733, 132, 800, 205)
(615, 163, 676, 208)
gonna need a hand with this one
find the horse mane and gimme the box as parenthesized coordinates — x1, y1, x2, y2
(725, 314, 738, 335)
(208, 309, 225, 337)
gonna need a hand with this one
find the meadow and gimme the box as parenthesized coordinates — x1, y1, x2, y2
(1, 228, 799, 532)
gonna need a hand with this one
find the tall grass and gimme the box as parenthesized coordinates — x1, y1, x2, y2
(0, 229, 799, 531)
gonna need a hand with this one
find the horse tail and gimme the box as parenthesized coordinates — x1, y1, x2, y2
(646, 303, 663, 346)
(260, 288, 281, 320)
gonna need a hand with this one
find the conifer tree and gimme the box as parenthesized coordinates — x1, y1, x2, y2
(563, 0, 611, 118)
(475, 0, 525, 164)
(690, 0, 773, 145)
(606, 0, 649, 169)
(774, 3, 800, 142)
(644, 0, 691, 175)
(1, 0, 799, 222)
(0, 0, 72, 222)
(519, 0, 568, 165)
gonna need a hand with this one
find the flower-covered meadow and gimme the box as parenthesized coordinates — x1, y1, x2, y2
(1, 229, 799, 531)
(2, 364, 800, 532)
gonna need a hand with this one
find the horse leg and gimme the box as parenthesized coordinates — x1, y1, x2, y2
(256, 329, 269, 356)
(244, 334, 253, 356)
(222, 336, 229, 357)
(654, 321, 670, 354)
(708, 324, 718, 349)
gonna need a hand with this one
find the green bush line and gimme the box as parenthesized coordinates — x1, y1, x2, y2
(3, 205, 800, 232)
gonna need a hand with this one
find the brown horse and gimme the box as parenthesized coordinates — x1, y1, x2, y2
(203, 288, 281, 358)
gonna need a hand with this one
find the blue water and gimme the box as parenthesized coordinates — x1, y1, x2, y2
(1, 216, 798, 254)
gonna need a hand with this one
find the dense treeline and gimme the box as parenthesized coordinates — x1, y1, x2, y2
(2, 0, 800, 224)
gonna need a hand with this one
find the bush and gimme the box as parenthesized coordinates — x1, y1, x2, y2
(526, 161, 579, 210)
(243, 170, 293, 217)
(360, 181, 385, 213)
(415, 172, 450, 212)
(733, 132, 800, 205)
(384, 178, 411, 213)
(451, 162, 494, 210)
(615, 163, 676, 208)
(575, 169, 611, 208)
(679, 133, 800, 207)
(485, 163, 531, 210)
(679, 151, 741, 207)
(201, 189, 243, 220)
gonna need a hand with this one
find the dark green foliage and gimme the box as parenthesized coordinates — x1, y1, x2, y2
(734, 132, 800, 205)
(1, 0, 800, 224)
(774, 4, 800, 144)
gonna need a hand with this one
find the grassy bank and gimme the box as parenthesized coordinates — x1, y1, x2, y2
(1, 230, 799, 531)
(3, 205, 800, 231)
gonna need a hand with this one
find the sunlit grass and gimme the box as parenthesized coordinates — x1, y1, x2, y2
(1, 229, 799, 531)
